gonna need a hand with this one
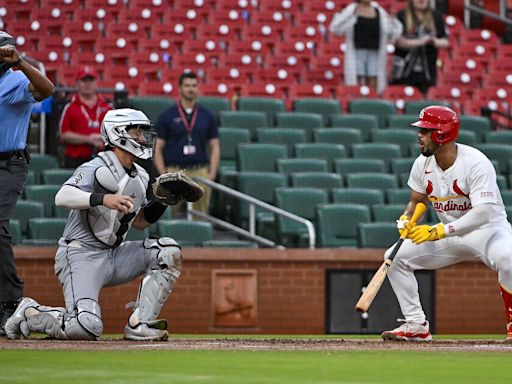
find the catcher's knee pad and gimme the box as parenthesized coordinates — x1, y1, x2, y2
(130, 238, 182, 323)
(64, 298, 103, 340)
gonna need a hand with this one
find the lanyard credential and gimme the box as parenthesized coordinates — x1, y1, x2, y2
(80, 104, 101, 129)
(177, 102, 199, 155)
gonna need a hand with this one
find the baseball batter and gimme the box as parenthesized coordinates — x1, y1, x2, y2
(4, 108, 187, 341)
(382, 106, 512, 342)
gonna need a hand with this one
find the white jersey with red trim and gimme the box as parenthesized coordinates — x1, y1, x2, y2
(408, 143, 507, 226)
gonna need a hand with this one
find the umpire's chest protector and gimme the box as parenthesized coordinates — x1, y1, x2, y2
(87, 151, 149, 247)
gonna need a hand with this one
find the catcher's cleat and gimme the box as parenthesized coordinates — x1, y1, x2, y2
(4, 297, 39, 340)
(124, 322, 168, 341)
(382, 319, 432, 342)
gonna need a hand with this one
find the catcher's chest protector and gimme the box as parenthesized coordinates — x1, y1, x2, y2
(87, 151, 149, 246)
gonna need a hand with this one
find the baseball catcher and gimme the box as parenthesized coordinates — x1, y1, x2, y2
(4, 109, 183, 341)
(152, 170, 204, 206)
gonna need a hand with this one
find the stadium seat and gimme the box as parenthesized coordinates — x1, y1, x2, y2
(387, 114, 420, 128)
(475, 144, 512, 174)
(237, 143, 287, 171)
(24, 185, 61, 217)
(372, 204, 406, 222)
(348, 99, 396, 127)
(276, 158, 329, 175)
(386, 188, 411, 205)
(294, 143, 347, 171)
(485, 131, 512, 145)
(13, 200, 45, 237)
(357, 223, 397, 248)
(220, 111, 267, 140)
(41, 169, 75, 185)
(219, 128, 251, 170)
(275, 187, 328, 246)
(351, 143, 402, 171)
(370, 129, 418, 157)
(346, 173, 398, 191)
(293, 98, 342, 126)
(256, 128, 307, 156)
(29, 154, 59, 184)
(288, 83, 333, 101)
(334, 159, 386, 177)
(457, 130, 477, 145)
(238, 97, 286, 126)
(330, 114, 378, 141)
(197, 96, 231, 123)
(404, 100, 450, 115)
(390, 158, 415, 176)
(9, 219, 22, 245)
(314, 128, 363, 156)
(316, 203, 371, 247)
(332, 188, 385, 206)
(501, 190, 512, 205)
(25, 171, 36, 186)
(125, 227, 150, 241)
(157, 220, 213, 246)
(290, 172, 343, 193)
(276, 112, 324, 140)
(128, 96, 174, 124)
(23, 218, 67, 246)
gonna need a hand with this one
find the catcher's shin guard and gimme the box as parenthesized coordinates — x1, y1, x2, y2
(127, 238, 182, 328)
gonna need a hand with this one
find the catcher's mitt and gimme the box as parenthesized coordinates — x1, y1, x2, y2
(152, 170, 204, 206)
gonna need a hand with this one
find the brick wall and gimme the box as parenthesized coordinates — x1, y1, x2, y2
(14, 247, 505, 335)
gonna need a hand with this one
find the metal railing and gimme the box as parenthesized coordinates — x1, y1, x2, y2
(464, 0, 512, 27)
(188, 176, 316, 249)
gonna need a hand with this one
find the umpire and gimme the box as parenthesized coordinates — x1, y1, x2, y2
(0, 31, 54, 335)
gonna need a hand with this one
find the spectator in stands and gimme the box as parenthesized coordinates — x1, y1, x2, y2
(153, 72, 220, 217)
(59, 66, 112, 168)
(390, 0, 449, 94)
(0, 31, 54, 336)
(329, 0, 403, 94)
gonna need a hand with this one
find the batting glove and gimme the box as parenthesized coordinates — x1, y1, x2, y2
(408, 223, 446, 244)
(396, 215, 413, 237)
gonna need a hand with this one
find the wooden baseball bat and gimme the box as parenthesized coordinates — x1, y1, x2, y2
(355, 202, 427, 313)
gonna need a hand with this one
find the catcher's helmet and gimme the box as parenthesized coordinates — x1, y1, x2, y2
(101, 108, 156, 160)
(411, 105, 460, 145)
(0, 31, 16, 76)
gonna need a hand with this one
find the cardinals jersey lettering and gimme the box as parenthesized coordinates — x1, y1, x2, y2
(408, 144, 507, 225)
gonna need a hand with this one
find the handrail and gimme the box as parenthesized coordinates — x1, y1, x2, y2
(190, 176, 316, 249)
(464, 0, 512, 27)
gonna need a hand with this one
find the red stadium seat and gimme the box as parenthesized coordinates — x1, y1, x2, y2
(150, 24, 194, 51)
(196, 24, 241, 43)
(426, 86, 468, 114)
(258, 0, 304, 13)
(72, 8, 117, 27)
(206, 67, 252, 85)
(282, 25, 325, 45)
(251, 68, 297, 93)
(334, 85, 378, 110)
(273, 40, 315, 65)
(483, 71, 512, 88)
(443, 15, 464, 42)
(160, 8, 205, 31)
(172, 0, 211, 19)
(138, 81, 178, 97)
(472, 88, 512, 114)
(241, 24, 281, 48)
(289, 83, 333, 100)
(300, 68, 342, 91)
(228, 40, 272, 56)
(216, 0, 254, 11)
(104, 22, 145, 50)
(250, 10, 291, 33)
(266, 55, 304, 78)
(459, 28, 500, 51)
(217, 53, 261, 70)
(200, 82, 244, 99)
(382, 85, 423, 112)
(239, 82, 286, 99)
(182, 40, 225, 60)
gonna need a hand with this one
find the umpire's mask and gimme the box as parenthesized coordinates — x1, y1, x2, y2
(0, 31, 16, 77)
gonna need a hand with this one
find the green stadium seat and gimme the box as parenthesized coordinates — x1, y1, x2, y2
(23, 217, 67, 246)
(485, 131, 512, 144)
(386, 188, 411, 204)
(332, 188, 385, 206)
(24, 185, 61, 217)
(202, 240, 258, 248)
(501, 190, 512, 205)
(25, 170, 36, 186)
(54, 206, 70, 218)
(257, 128, 307, 156)
(314, 128, 363, 156)
(128, 96, 174, 124)
(238, 97, 285, 126)
(370, 129, 417, 157)
(125, 227, 150, 241)
(316, 203, 371, 247)
(372, 204, 405, 222)
(13, 200, 45, 236)
(399, 173, 410, 188)
(276, 158, 329, 175)
(29, 154, 59, 184)
(197, 96, 230, 123)
(497, 175, 507, 190)
(357, 222, 397, 248)
(220, 111, 267, 140)
(41, 168, 75, 185)
(237, 143, 287, 171)
(506, 207, 512, 225)
(290, 172, 343, 193)
(404, 100, 449, 115)
(293, 98, 342, 126)
(459, 115, 491, 142)
(275, 187, 328, 246)
(387, 114, 418, 128)
(390, 158, 415, 176)
(276, 112, 324, 140)
(149, 208, 171, 237)
(352, 143, 402, 171)
(295, 143, 347, 171)
(348, 99, 396, 127)
(157, 220, 213, 246)
(219, 128, 251, 170)
(457, 130, 477, 145)
(330, 114, 378, 141)
(334, 159, 386, 177)
(346, 173, 398, 191)
(475, 144, 512, 174)
(9, 219, 21, 245)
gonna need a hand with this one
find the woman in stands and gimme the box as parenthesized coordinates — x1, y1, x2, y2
(391, 0, 449, 94)
(329, 0, 402, 94)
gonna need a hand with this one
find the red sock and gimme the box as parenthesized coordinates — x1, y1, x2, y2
(499, 285, 512, 334)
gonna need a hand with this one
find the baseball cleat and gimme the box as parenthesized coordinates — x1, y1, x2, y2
(382, 319, 432, 342)
(4, 297, 39, 340)
(506, 322, 512, 342)
(124, 323, 168, 341)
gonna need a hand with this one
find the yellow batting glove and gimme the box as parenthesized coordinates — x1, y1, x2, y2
(396, 215, 413, 237)
(408, 223, 446, 244)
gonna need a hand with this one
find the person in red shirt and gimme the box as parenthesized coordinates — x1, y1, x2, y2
(59, 66, 112, 168)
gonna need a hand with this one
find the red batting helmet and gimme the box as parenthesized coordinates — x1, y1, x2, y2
(411, 105, 460, 145)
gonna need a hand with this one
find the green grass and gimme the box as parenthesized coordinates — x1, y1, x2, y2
(1, 345, 511, 383)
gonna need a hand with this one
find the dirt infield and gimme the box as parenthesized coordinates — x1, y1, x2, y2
(1, 337, 512, 352)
